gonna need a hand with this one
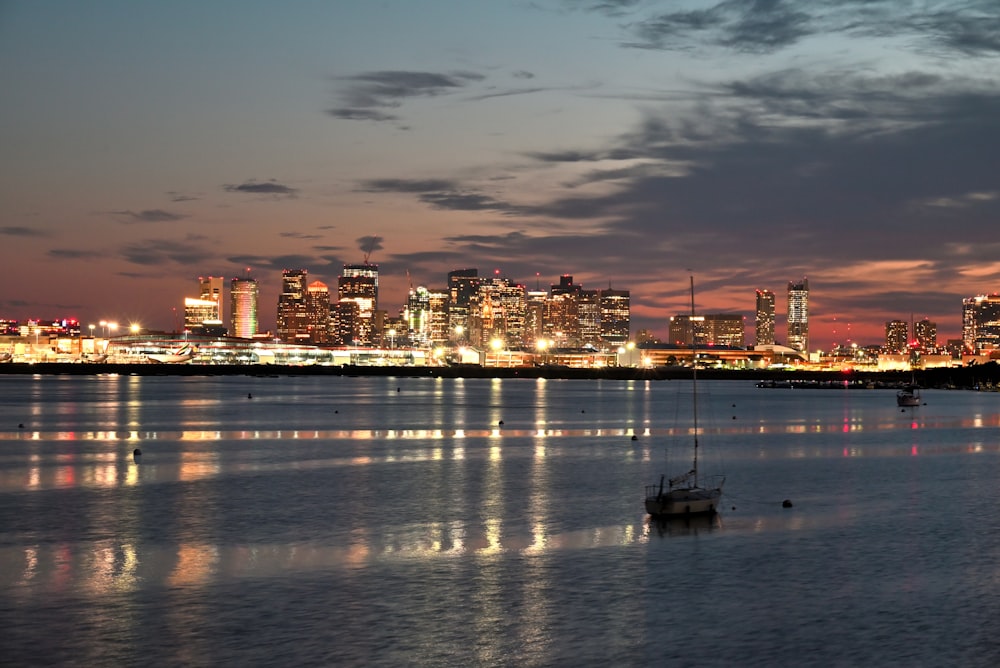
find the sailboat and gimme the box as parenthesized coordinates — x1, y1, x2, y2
(896, 319, 922, 407)
(645, 276, 725, 518)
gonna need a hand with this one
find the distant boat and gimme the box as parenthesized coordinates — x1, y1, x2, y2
(645, 276, 725, 518)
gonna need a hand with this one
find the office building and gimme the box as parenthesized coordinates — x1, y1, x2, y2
(963, 294, 1000, 353)
(914, 318, 937, 352)
(599, 289, 630, 349)
(199, 276, 224, 322)
(787, 279, 809, 352)
(755, 289, 775, 346)
(305, 281, 331, 344)
(229, 276, 259, 338)
(338, 264, 378, 345)
(885, 320, 908, 353)
(277, 269, 309, 343)
(447, 269, 479, 344)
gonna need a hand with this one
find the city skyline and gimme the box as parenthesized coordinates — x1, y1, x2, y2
(3, 2, 1000, 348)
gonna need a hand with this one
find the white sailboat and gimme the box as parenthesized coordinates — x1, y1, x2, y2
(645, 276, 725, 518)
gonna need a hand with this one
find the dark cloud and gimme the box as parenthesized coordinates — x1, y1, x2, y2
(280, 231, 322, 240)
(223, 180, 299, 197)
(512, 70, 536, 79)
(358, 178, 526, 214)
(329, 70, 485, 122)
(48, 249, 105, 260)
(357, 235, 384, 255)
(112, 209, 187, 223)
(1, 226, 45, 237)
(119, 237, 216, 266)
(166, 191, 199, 202)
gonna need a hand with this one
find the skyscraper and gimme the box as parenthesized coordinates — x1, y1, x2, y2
(338, 264, 378, 345)
(305, 281, 331, 344)
(599, 289, 630, 349)
(787, 279, 809, 352)
(755, 289, 775, 346)
(277, 269, 308, 343)
(885, 320, 908, 353)
(230, 276, 259, 338)
(963, 294, 1000, 353)
(199, 276, 224, 322)
(447, 268, 479, 343)
(914, 318, 937, 352)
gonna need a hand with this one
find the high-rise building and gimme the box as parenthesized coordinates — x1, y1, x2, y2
(599, 289, 630, 349)
(230, 276, 259, 338)
(277, 269, 309, 343)
(963, 294, 1000, 353)
(755, 289, 775, 346)
(885, 320, 908, 353)
(447, 268, 479, 344)
(578, 289, 601, 347)
(305, 281, 331, 344)
(184, 297, 218, 332)
(669, 314, 743, 347)
(199, 276, 224, 322)
(338, 264, 378, 345)
(914, 318, 937, 352)
(787, 279, 809, 352)
(469, 274, 526, 348)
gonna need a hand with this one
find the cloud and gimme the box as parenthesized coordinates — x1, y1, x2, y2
(48, 249, 105, 260)
(119, 237, 216, 266)
(280, 231, 322, 240)
(112, 209, 188, 223)
(223, 180, 299, 197)
(358, 178, 526, 214)
(328, 70, 485, 121)
(167, 191, 199, 202)
(1, 226, 46, 237)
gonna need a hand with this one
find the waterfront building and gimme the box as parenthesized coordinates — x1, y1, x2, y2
(755, 289, 775, 346)
(199, 276, 224, 322)
(599, 288, 630, 349)
(469, 274, 526, 348)
(524, 290, 547, 346)
(670, 313, 744, 347)
(338, 264, 378, 346)
(405, 286, 449, 348)
(305, 281, 331, 344)
(963, 294, 1000, 353)
(885, 320, 908, 353)
(915, 318, 937, 352)
(229, 276, 259, 338)
(545, 292, 579, 347)
(331, 300, 360, 346)
(578, 289, 601, 347)
(277, 269, 309, 343)
(184, 297, 220, 333)
(787, 279, 809, 352)
(447, 268, 479, 344)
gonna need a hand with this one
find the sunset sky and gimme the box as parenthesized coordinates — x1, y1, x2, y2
(2, 1, 999, 348)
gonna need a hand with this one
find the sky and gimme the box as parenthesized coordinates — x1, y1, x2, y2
(2, 0, 999, 349)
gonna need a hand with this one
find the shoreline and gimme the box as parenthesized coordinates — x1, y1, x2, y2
(1, 361, 998, 389)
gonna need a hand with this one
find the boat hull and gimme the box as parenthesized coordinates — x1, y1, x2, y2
(897, 392, 920, 407)
(645, 487, 722, 518)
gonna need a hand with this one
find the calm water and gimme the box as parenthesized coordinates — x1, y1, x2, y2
(2, 374, 1000, 666)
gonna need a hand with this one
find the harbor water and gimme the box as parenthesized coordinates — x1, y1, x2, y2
(1, 374, 1000, 666)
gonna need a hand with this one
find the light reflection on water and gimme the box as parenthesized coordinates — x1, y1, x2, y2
(1, 376, 1000, 665)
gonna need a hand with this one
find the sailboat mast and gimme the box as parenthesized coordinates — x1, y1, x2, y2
(690, 275, 699, 481)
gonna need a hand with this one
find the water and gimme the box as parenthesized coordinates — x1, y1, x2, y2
(1, 374, 1000, 666)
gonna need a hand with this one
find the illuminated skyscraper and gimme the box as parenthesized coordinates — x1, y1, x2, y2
(755, 289, 775, 346)
(184, 297, 218, 332)
(338, 264, 378, 345)
(230, 276, 259, 338)
(305, 281, 331, 344)
(277, 269, 309, 343)
(599, 289, 630, 349)
(914, 318, 937, 352)
(447, 268, 479, 343)
(787, 279, 809, 352)
(963, 294, 1000, 353)
(885, 320, 908, 353)
(199, 276, 224, 322)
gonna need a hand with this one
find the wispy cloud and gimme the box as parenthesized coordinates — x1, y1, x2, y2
(119, 237, 216, 266)
(359, 178, 526, 214)
(223, 180, 299, 197)
(112, 209, 187, 223)
(48, 249, 105, 260)
(328, 70, 485, 122)
(1, 226, 46, 237)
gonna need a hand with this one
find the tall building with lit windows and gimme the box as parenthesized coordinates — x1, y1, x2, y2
(599, 289, 630, 349)
(914, 318, 937, 352)
(338, 264, 378, 345)
(885, 320, 908, 353)
(963, 294, 1000, 353)
(277, 269, 309, 343)
(786, 279, 809, 352)
(305, 281, 331, 344)
(199, 276, 224, 322)
(229, 276, 259, 338)
(755, 289, 775, 346)
(447, 268, 479, 344)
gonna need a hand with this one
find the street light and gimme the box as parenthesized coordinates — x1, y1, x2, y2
(130, 323, 141, 334)
(108, 322, 118, 338)
(99, 320, 108, 338)
(388, 328, 396, 349)
(88, 324, 95, 338)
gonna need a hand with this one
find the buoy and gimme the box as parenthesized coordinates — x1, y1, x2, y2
(631, 434, 638, 441)
(782, 499, 793, 508)
(397, 387, 401, 392)
(334, 409, 339, 414)
(498, 420, 504, 426)
(581, 409, 585, 413)
(732, 404, 736, 408)
(133, 448, 142, 456)
(732, 415, 736, 419)
(731, 506, 736, 511)
(248, 393, 253, 399)
(18, 423, 24, 429)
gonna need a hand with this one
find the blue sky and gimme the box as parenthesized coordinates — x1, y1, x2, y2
(2, 0, 999, 347)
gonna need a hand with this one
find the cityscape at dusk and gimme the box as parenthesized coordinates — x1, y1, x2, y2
(3, 1, 1000, 349)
